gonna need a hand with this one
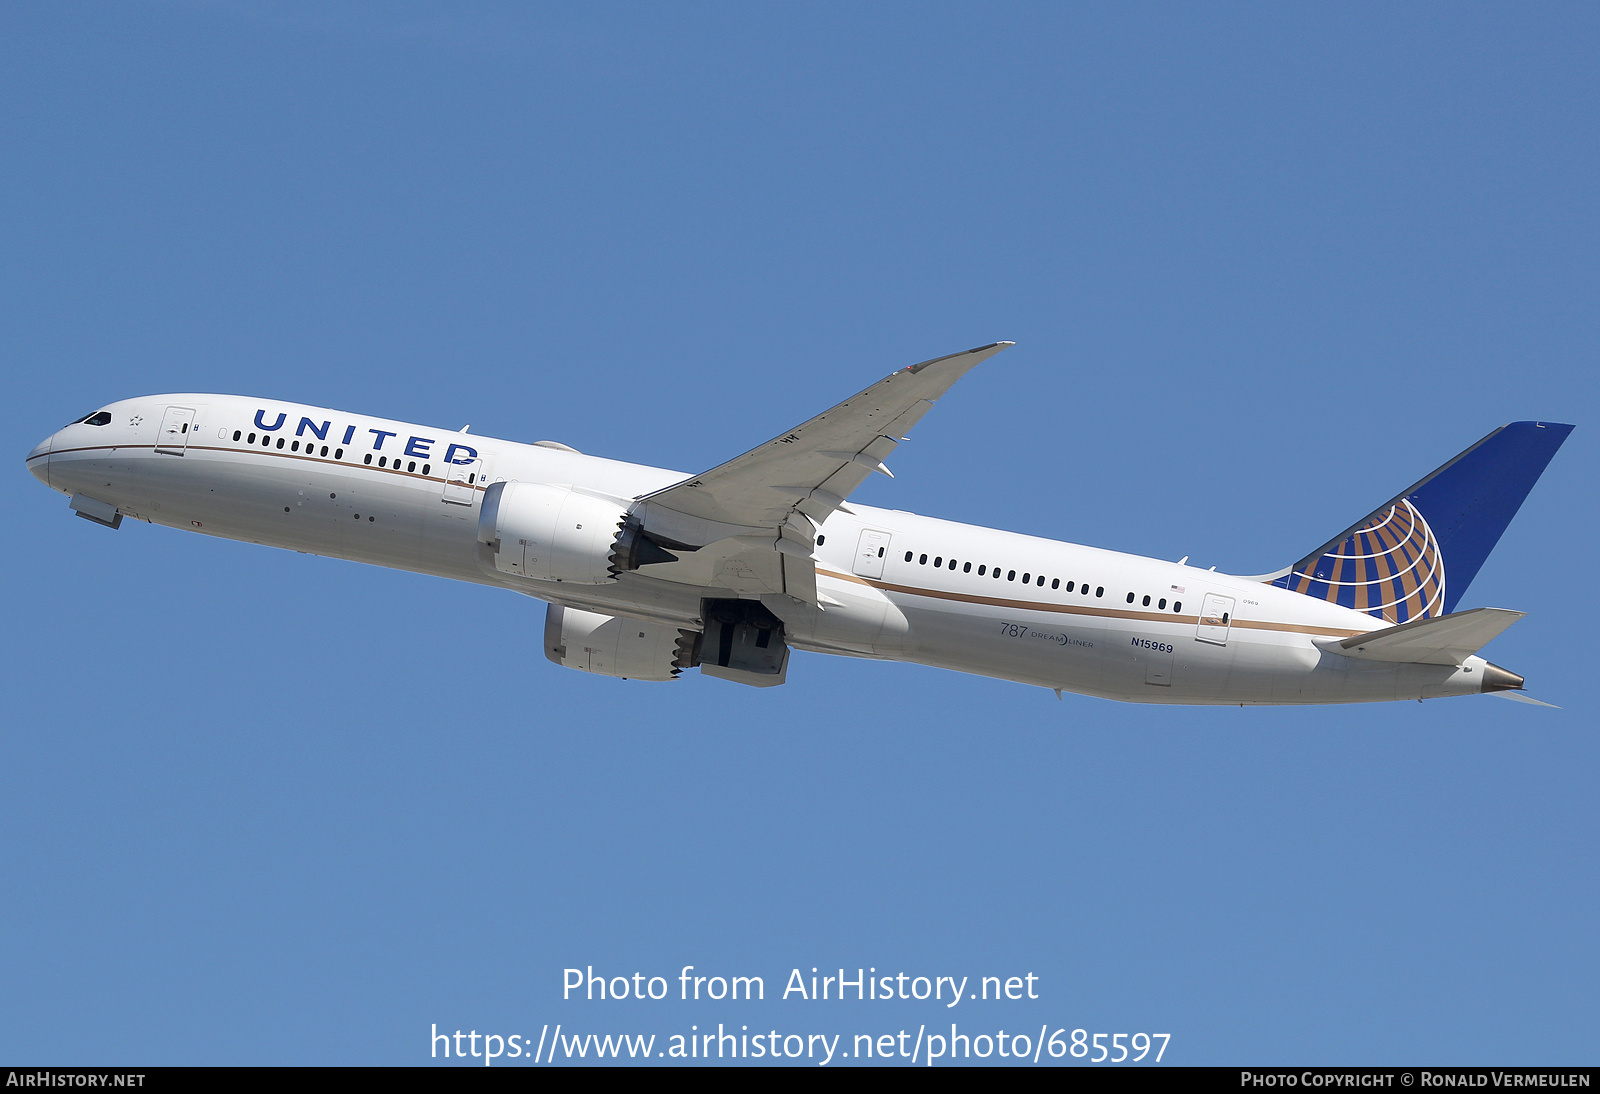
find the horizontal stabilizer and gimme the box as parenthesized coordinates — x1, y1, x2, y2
(1488, 690, 1560, 708)
(1313, 606, 1524, 665)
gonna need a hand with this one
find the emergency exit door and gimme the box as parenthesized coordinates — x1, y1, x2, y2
(852, 529, 892, 579)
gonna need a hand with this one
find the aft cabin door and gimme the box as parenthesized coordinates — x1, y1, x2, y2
(852, 529, 892, 579)
(154, 406, 195, 455)
(441, 458, 482, 505)
(1197, 593, 1234, 646)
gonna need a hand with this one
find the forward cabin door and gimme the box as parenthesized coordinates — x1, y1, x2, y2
(154, 406, 195, 456)
(441, 457, 482, 505)
(1197, 593, 1235, 645)
(852, 529, 892, 579)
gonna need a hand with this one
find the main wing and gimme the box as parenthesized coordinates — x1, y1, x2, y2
(630, 342, 1012, 602)
(641, 341, 1012, 528)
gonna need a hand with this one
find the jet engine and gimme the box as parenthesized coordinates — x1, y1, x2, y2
(544, 605, 699, 681)
(478, 481, 677, 584)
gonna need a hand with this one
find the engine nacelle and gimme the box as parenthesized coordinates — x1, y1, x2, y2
(544, 605, 697, 681)
(478, 481, 629, 585)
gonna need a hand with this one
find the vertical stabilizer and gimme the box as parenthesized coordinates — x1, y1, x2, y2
(1268, 422, 1573, 622)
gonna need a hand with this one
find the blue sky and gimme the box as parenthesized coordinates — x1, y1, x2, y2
(2, 2, 1595, 1066)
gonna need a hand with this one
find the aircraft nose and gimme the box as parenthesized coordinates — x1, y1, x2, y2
(26, 434, 52, 486)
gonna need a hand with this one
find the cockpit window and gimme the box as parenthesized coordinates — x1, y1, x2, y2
(71, 411, 113, 426)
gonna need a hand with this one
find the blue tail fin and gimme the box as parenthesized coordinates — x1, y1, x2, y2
(1268, 422, 1573, 622)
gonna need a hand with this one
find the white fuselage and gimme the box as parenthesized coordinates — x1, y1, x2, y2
(27, 394, 1494, 704)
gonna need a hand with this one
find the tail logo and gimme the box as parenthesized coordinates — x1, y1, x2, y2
(1275, 499, 1445, 623)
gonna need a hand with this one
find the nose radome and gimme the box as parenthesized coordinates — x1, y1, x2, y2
(26, 434, 51, 486)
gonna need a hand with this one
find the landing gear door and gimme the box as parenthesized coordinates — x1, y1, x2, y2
(442, 458, 482, 505)
(155, 406, 195, 456)
(852, 529, 892, 579)
(1197, 593, 1235, 646)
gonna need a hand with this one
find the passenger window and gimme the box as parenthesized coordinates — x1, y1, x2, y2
(262, 435, 271, 446)
(321, 445, 329, 457)
(335, 448, 343, 459)
(978, 565, 986, 576)
(276, 437, 285, 449)
(1159, 598, 1166, 609)
(422, 463, 429, 475)
(1065, 580, 1074, 592)
(408, 461, 416, 472)
(364, 453, 372, 464)
(877, 547, 884, 557)
(1174, 601, 1182, 613)
(1051, 578, 1059, 589)
(963, 562, 972, 573)
(1022, 572, 1030, 583)
(1222, 612, 1230, 624)
(919, 554, 927, 565)
(1037, 575, 1045, 586)
(233, 430, 241, 441)
(948, 558, 956, 570)
(934, 557, 942, 567)
(816, 535, 826, 546)
(248, 432, 256, 444)
(994, 568, 1002, 579)
(379, 456, 387, 467)
(1096, 586, 1103, 597)
(905, 551, 913, 562)
(1126, 592, 1135, 603)
(1007, 570, 1016, 581)
(291, 441, 300, 452)
(1142, 595, 1151, 606)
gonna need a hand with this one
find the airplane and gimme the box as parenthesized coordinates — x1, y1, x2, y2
(25, 343, 1573, 705)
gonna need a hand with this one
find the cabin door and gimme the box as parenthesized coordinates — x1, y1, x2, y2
(852, 529, 892, 579)
(155, 406, 195, 456)
(442, 458, 482, 505)
(1196, 593, 1235, 646)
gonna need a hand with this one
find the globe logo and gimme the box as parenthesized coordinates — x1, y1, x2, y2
(1283, 499, 1444, 623)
